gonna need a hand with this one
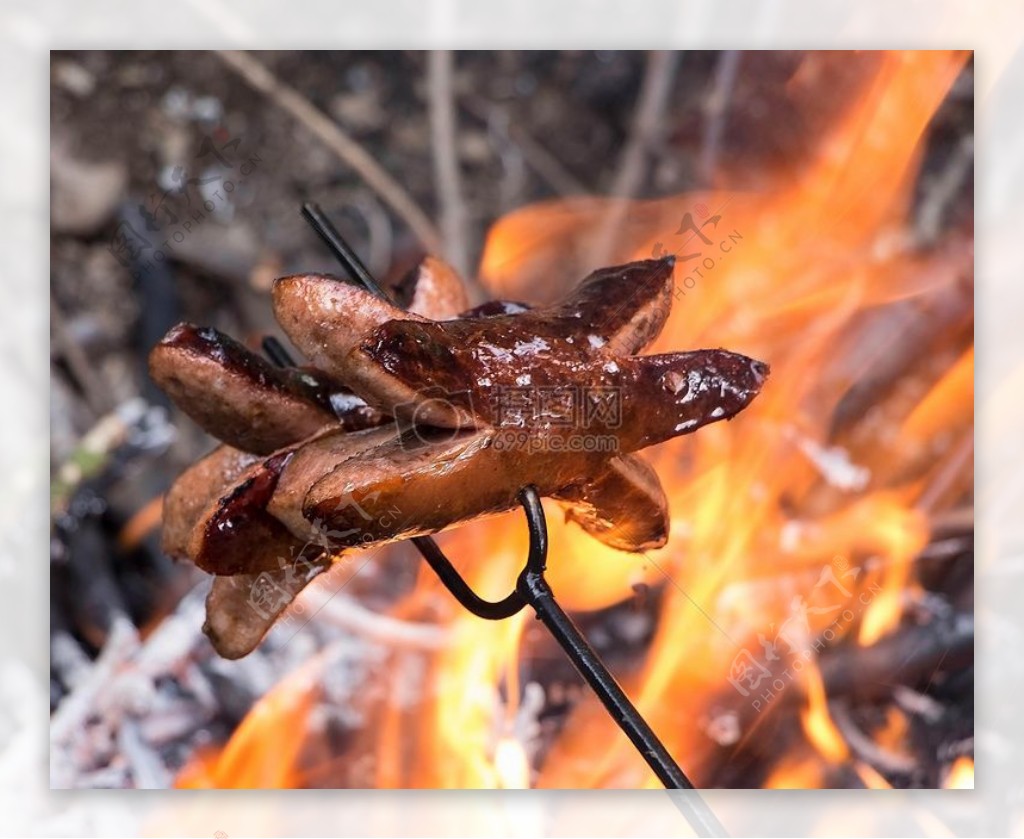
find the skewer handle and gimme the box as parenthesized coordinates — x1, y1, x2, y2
(299, 204, 729, 835)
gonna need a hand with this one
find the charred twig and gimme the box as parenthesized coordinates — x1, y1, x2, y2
(58, 517, 131, 649)
(718, 526, 973, 600)
(929, 505, 974, 534)
(705, 610, 973, 788)
(828, 238, 972, 440)
(50, 293, 114, 416)
(820, 611, 973, 702)
(427, 50, 470, 278)
(609, 50, 681, 199)
(916, 134, 974, 244)
(830, 702, 917, 776)
(893, 686, 944, 722)
(216, 50, 441, 252)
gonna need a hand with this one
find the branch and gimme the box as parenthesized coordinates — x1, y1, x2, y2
(698, 50, 741, 184)
(595, 50, 681, 264)
(217, 50, 441, 253)
(609, 50, 681, 199)
(427, 50, 470, 278)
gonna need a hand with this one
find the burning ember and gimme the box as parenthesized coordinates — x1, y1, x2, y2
(50, 50, 973, 794)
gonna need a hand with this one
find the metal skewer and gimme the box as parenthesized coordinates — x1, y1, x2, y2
(293, 202, 727, 835)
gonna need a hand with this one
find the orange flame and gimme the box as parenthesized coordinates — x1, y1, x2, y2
(176, 664, 317, 788)
(764, 755, 823, 790)
(855, 762, 893, 790)
(801, 665, 848, 765)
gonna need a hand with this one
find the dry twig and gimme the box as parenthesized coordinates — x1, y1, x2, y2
(916, 134, 974, 244)
(310, 589, 451, 651)
(50, 618, 139, 763)
(463, 95, 590, 198)
(50, 293, 114, 416)
(427, 50, 470, 278)
(608, 50, 682, 200)
(595, 50, 681, 264)
(699, 50, 741, 183)
(216, 50, 441, 252)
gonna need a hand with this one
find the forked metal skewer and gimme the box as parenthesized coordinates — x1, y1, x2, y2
(279, 201, 727, 835)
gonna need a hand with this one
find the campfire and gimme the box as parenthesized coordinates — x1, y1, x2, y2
(50, 49, 973, 793)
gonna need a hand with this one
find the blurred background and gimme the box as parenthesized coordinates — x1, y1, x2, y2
(49, 51, 973, 792)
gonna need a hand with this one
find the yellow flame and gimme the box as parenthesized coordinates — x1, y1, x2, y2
(801, 665, 849, 765)
(944, 756, 974, 789)
(494, 737, 531, 789)
(764, 755, 823, 789)
(175, 664, 317, 788)
(855, 761, 893, 789)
